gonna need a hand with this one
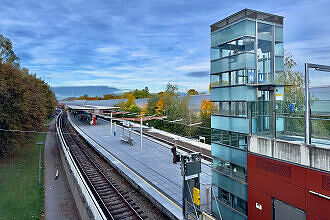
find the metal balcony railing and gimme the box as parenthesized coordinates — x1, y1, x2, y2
(247, 100, 330, 146)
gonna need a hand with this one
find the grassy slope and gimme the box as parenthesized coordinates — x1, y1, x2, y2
(0, 133, 46, 220)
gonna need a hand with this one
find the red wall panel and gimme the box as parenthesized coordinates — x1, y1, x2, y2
(248, 187, 272, 220)
(248, 169, 306, 210)
(307, 212, 327, 220)
(248, 154, 306, 188)
(306, 190, 330, 219)
(306, 169, 330, 198)
(248, 154, 330, 220)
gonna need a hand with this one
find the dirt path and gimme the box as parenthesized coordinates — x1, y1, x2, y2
(44, 119, 80, 220)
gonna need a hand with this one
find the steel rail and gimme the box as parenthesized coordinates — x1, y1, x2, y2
(60, 114, 143, 220)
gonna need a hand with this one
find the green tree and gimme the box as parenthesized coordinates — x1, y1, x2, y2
(283, 52, 304, 109)
(146, 96, 159, 115)
(164, 83, 178, 96)
(120, 87, 152, 99)
(78, 94, 89, 100)
(129, 105, 141, 114)
(143, 86, 149, 94)
(0, 34, 20, 65)
(114, 101, 125, 111)
(280, 53, 329, 137)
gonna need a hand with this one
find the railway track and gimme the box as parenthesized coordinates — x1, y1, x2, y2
(59, 113, 144, 220)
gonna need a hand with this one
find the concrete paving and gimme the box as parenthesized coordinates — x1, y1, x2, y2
(44, 119, 80, 220)
(68, 113, 212, 218)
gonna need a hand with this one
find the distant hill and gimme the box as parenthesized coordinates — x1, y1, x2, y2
(51, 86, 121, 100)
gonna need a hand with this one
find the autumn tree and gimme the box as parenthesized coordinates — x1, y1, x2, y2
(123, 93, 141, 113)
(188, 89, 199, 95)
(103, 94, 119, 100)
(0, 35, 56, 157)
(141, 104, 148, 116)
(78, 94, 89, 100)
(144, 83, 205, 138)
(0, 63, 56, 156)
(124, 93, 136, 110)
(155, 98, 165, 116)
(200, 98, 217, 128)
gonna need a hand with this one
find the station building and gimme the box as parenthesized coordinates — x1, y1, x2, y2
(210, 9, 329, 220)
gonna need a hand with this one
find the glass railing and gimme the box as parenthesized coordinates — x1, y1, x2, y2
(248, 100, 330, 146)
(311, 100, 330, 142)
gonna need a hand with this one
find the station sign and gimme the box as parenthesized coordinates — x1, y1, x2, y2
(248, 71, 255, 83)
(289, 103, 295, 112)
(258, 72, 265, 83)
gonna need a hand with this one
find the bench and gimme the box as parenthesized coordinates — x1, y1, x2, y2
(120, 135, 133, 145)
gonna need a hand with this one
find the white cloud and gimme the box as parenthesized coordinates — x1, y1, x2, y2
(32, 58, 58, 65)
(96, 46, 120, 54)
(175, 61, 209, 71)
(2, 0, 330, 91)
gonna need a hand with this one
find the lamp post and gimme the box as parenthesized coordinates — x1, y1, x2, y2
(36, 142, 44, 186)
(304, 63, 330, 145)
(140, 117, 143, 151)
(110, 111, 113, 136)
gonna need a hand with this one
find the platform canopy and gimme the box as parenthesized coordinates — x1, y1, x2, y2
(66, 104, 119, 112)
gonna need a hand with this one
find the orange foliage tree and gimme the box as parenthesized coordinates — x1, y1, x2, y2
(155, 97, 165, 116)
(200, 98, 217, 127)
(141, 104, 148, 116)
(124, 93, 136, 110)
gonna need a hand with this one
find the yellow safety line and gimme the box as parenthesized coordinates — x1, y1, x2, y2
(202, 212, 216, 220)
(73, 121, 183, 211)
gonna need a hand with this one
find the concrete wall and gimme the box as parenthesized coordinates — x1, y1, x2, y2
(248, 135, 330, 172)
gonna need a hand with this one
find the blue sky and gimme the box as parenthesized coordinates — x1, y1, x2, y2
(1, 0, 329, 93)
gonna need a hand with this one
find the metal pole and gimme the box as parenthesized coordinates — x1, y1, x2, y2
(122, 119, 124, 135)
(305, 63, 311, 145)
(273, 109, 276, 138)
(38, 144, 41, 186)
(110, 112, 113, 136)
(249, 103, 252, 135)
(140, 117, 143, 151)
(128, 122, 131, 141)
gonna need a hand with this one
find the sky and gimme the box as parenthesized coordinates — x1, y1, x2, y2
(1, 0, 330, 93)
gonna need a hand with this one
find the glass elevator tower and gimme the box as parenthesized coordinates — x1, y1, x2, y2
(210, 9, 284, 220)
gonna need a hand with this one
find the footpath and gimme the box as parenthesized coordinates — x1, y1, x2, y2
(44, 119, 80, 220)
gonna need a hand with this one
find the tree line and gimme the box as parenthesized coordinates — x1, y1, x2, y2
(0, 34, 56, 157)
(64, 87, 200, 101)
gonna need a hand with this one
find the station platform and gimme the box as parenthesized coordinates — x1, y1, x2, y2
(68, 113, 213, 220)
(97, 114, 212, 160)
